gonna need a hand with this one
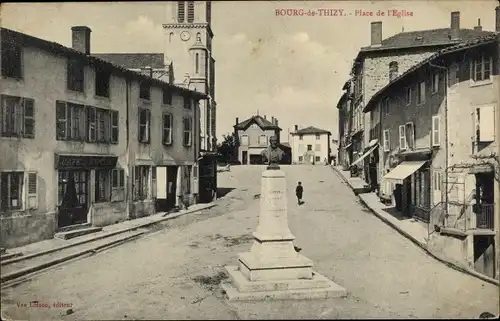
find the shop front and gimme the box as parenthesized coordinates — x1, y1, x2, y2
(198, 152, 217, 204)
(55, 153, 118, 229)
(350, 139, 379, 191)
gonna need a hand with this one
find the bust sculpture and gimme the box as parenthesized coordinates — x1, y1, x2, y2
(261, 136, 284, 170)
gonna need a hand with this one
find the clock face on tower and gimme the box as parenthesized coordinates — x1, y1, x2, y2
(180, 31, 191, 41)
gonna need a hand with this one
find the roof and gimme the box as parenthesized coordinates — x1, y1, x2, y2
(336, 92, 348, 109)
(351, 28, 495, 74)
(280, 142, 291, 149)
(92, 53, 165, 69)
(233, 115, 281, 130)
(1, 27, 206, 99)
(292, 126, 331, 135)
(363, 34, 499, 113)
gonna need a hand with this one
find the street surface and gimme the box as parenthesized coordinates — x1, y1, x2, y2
(1, 165, 498, 320)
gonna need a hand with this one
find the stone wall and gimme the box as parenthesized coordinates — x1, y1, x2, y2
(0, 212, 57, 248)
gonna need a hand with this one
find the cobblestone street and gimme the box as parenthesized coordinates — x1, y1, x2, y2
(1, 165, 498, 320)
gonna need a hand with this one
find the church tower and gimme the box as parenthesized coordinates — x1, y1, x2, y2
(163, 1, 216, 152)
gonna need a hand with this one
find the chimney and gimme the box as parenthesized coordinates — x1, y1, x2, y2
(275, 119, 279, 127)
(474, 18, 482, 31)
(450, 11, 460, 41)
(264, 115, 267, 120)
(370, 21, 382, 47)
(294, 125, 298, 131)
(496, 6, 500, 32)
(71, 26, 92, 55)
(235, 117, 239, 125)
(271, 116, 274, 124)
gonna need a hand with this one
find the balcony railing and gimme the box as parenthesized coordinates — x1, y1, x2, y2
(475, 203, 494, 230)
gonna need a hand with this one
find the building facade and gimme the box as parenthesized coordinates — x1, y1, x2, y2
(290, 126, 331, 165)
(234, 115, 281, 165)
(363, 31, 500, 280)
(164, 1, 217, 203)
(337, 80, 354, 170)
(344, 11, 494, 187)
(0, 26, 205, 248)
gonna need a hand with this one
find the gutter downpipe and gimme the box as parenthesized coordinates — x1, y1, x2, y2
(429, 60, 448, 227)
(125, 76, 131, 219)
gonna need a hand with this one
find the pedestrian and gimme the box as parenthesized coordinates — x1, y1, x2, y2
(295, 181, 303, 205)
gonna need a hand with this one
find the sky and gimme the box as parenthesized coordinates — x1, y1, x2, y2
(2, 1, 498, 143)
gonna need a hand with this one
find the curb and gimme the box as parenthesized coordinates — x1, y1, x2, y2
(1, 203, 217, 266)
(331, 166, 499, 287)
(0, 231, 145, 286)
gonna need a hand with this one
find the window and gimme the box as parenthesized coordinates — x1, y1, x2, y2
(163, 113, 173, 145)
(315, 156, 321, 162)
(87, 106, 97, 142)
(111, 168, 125, 201)
(433, 171, 441, 192)
(1, 41, 22, 79)
(96, 109, 109, 143)
(472, 55, 492, 82)
(240, 135, 249, 145)
(151, 166, 157, 199)
(134, 166, 149, 201)
(195, 53, 200, 74)
(432, 115, 440, 147)
(475, 106, 495, 142)
(405, 122, 415, 150)
(0, 171, 23, 210)
(432, 73, 439, 93)
(110, 111, 119, 144)
(307, 144, 312, 151)
(405, 87, 411, 105)
(315, 144, 321, 151)
(383, 98, 390, 115)
(183, 96, 191, 109)
(389, 61, 398, 81)
(163, 89, 172, 105)
(187, 1, 195, 22)
(1, 95, 35, 138)
(67, 59, 84, 92)
(139, 81, 151, 100)
(250, 124, 257, 129)
(183, 117, 192, 146)
(398, 125, 407, 150)
(177, 1, 185, 22)
(417, 81, 426, 104)
(315, 134, 320, 140)
(449, 63, 459, 86)
(299, 135, 303, 140)
(298, 156, 303, 162)
(95, 67, 111, 98)
(383, 129, 390, 152)
(138, 108, 151, 143)
(95, 169, 111, 202)
(55, 101, 86, 141)
(259, 135, 267, 146)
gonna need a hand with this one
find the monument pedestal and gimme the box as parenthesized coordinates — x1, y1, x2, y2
(221, 169, 347, 301)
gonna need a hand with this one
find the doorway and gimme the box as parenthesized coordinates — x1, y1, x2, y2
(58, 170, 89, 228)
(166, 166, 178, 210)
(242, 151, 248, 165)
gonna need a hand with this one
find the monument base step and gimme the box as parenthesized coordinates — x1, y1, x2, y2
(222, 265, 347, 301)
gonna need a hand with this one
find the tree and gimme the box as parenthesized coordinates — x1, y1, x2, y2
(217, 132, 238, 162)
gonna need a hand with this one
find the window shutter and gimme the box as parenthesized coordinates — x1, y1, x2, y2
(26, 171, 38, 209)
(399, 125, 406, 150)
(478, 105, 495, 142)
(432, 115, 440, 146)
(23, 98, 35, 138)
(86, 106, 96, 142)
(56, 101, 67, 140)
(138, 109, 143, 142)
(146, 109, 151, 143)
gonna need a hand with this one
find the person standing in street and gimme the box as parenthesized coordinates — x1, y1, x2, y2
(295, 181, 303, 205)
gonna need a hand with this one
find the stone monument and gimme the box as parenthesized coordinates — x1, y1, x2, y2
(221, 136, 347, 301)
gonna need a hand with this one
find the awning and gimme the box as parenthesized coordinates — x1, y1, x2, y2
(368, 139, 379, 148)
(382, 161, 427, 184)
(343, 143, 353, 149)
(350, 143, 378, 167)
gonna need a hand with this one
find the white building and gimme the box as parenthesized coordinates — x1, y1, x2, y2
(290, 126, 331, 165)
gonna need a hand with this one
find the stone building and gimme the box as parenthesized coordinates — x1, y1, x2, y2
(290, 126, 331, 165)
(337, 79, 354, 170)
(0, 26, 205, 248)
(363, 30, 500, 280)
(234, 115, 281, 165)
(94, 1, 218, 204)
(345, 11, 494, 188)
